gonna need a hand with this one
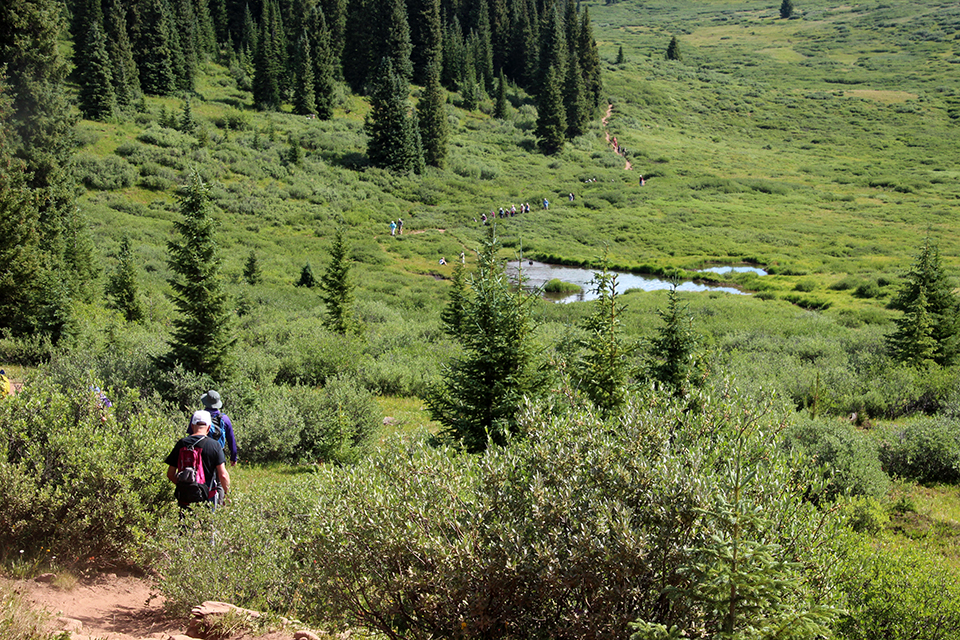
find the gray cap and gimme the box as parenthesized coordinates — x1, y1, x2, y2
(200, 390, 223, 410)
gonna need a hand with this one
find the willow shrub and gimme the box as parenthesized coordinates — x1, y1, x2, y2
(297, 383, 845, 638)
(0, 372, 174, 566)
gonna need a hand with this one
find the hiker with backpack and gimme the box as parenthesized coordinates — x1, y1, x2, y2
(200, 390, 238, 466)
(165, 410, 231, 509)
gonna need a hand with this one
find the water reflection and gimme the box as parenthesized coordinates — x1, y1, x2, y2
(698, 265, 767, 276)
(506, 261, 748, 303)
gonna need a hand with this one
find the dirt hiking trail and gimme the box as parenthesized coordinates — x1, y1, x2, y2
(602, 103, 632, 171)
(9, 572, 308, 640)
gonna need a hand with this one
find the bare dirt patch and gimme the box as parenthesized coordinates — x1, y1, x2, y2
(9, 571, 180, 640)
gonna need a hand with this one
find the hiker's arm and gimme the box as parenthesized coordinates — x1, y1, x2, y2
(167, 465, 178, 485)
(216, 464, 230, 495)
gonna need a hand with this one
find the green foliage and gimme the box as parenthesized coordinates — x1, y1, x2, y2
(0, 582, 57, 640)
(300, 384, 845, 639)
(837, 538, 960, 640)
(151, 473, 324, 615)
(106, 236, 145, 323)
(0, 372, 172, 564)
(426, 227, 548, 452)
(77, 20, 117, 121)
(573, 262, 637, 415)
(781, 0, 795, 20)
(159, 172, 236, 384)
(418, 59, 448, 169)
(888, 238, 960, 367)
(646, 286, 705, 396)
(666, 35, 682, 61)
(366, 57, 422, 173)
(318, 227, 355, 334)
(784, 416, 890, 500)
(295, 262, 316, 288)
(878, 417, 960, 484)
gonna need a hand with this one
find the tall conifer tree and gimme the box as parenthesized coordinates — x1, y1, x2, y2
(103, 0, 142, 108)
(136, 0, 178, 95)
(578, 7, 602, 110)
(418, 58, 448, 168)
(293, 29, 317, 115)
(535, 64, 566, 154)
(366, 57, 421, 173)
(160, 172, 236, 382)
(106, 236, 145, 323)
(78, 20, 118, 121)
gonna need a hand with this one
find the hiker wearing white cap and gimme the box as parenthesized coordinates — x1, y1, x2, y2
(165, 410, 230, 509)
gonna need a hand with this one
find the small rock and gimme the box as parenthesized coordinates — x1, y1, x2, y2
(168, 634, 199, 640)
(57, 617, 83, 632)
(383, 416, 397, 426)
(294, 631, 321, 640)
(34, 573, 56, 583)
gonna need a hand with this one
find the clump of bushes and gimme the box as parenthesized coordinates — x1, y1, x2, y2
(784, 416, 890, 500)
(878, 417, 960, 484)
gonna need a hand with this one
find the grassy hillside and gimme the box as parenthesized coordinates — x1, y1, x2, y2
(72, 0, 960, 326)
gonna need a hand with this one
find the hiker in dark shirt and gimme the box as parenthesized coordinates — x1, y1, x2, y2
(165, 410, 231, 509)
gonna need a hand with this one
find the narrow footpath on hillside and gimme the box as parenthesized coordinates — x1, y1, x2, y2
(602, 103, 632, 171)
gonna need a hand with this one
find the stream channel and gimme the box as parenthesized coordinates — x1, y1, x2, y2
(505, 261, 767, 304)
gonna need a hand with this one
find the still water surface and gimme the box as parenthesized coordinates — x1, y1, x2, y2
(506, 261, 752, 303)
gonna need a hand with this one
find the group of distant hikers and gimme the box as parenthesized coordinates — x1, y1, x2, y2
(165, 389, 239, 511)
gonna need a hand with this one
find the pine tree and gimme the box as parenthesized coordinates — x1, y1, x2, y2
(888, 287, 938, 367)
(179, 97, 197, 132)
(563, 50, 588, 138)
(160, 172, 236, 382)
(535, 64, 566, 154)
(103, 0, 142, 108)
(418, 58, 448, 168)
(887, 238, 960, 366)
(342, 0, 374, 92)
(442, 16, 467, 89)
(575, 261, 636, 416)
(366, 57, 420, 173)
(293, 29, 317, 115)
(136, 0, 178, 95)
(440, 259, 470, 337)
(253, 0, 282, 109)
(426, 226, 547, 453)
(106, 236, 145, 323)
(409, 0, 443, 85)
(780, 0, 794, 19)
(308, 6, 336, 119)
(78, 20, 118, 121)
(666, 35, 682, 61)
(474, 0, 495, 92)
(647, 285, 704, 396)
(493, 68, 508, 119)
(318, 226, 355, 334)
(538, 4, 567, 92)
(243, 249, 263, 285)
(616, 45, 625, 64)
(296, 262, 317, 287)
(385, 0, 414, 81)
(171, 0, 198, 92)
(319, 0, 347, 68)
(1, 0, 89, 341)
(70, 0, 104, 91)
(578, 7, 603, 110)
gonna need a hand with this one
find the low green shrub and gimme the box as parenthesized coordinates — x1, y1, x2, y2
(836, 539, 960, 639)
(0, 372, 174, 565)
(297, 385, 844, 638)
(878, 417, 960, 484)
(72, 154, 138, 190)
(543, 278, 581, 293)
(784, 416, 890, 500)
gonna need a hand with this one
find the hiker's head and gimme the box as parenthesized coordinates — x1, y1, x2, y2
(190, 410, 212, 434)
(201, 390, 223, 410)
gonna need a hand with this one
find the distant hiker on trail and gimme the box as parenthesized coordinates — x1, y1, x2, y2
(569, 193, 575, 202)
(390, 220, 397, 236)
(460, 251, 465, 264)
(543, 198, 549, 210)
(482, 213, 488, 225)
(166, 410, 230, 510)
(397, 218, 404, 235)
(200, 389, 238, 466)
(91, 386, 112, 422)
(640, 174, 645, 186)
(439, 257, 447, 265)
